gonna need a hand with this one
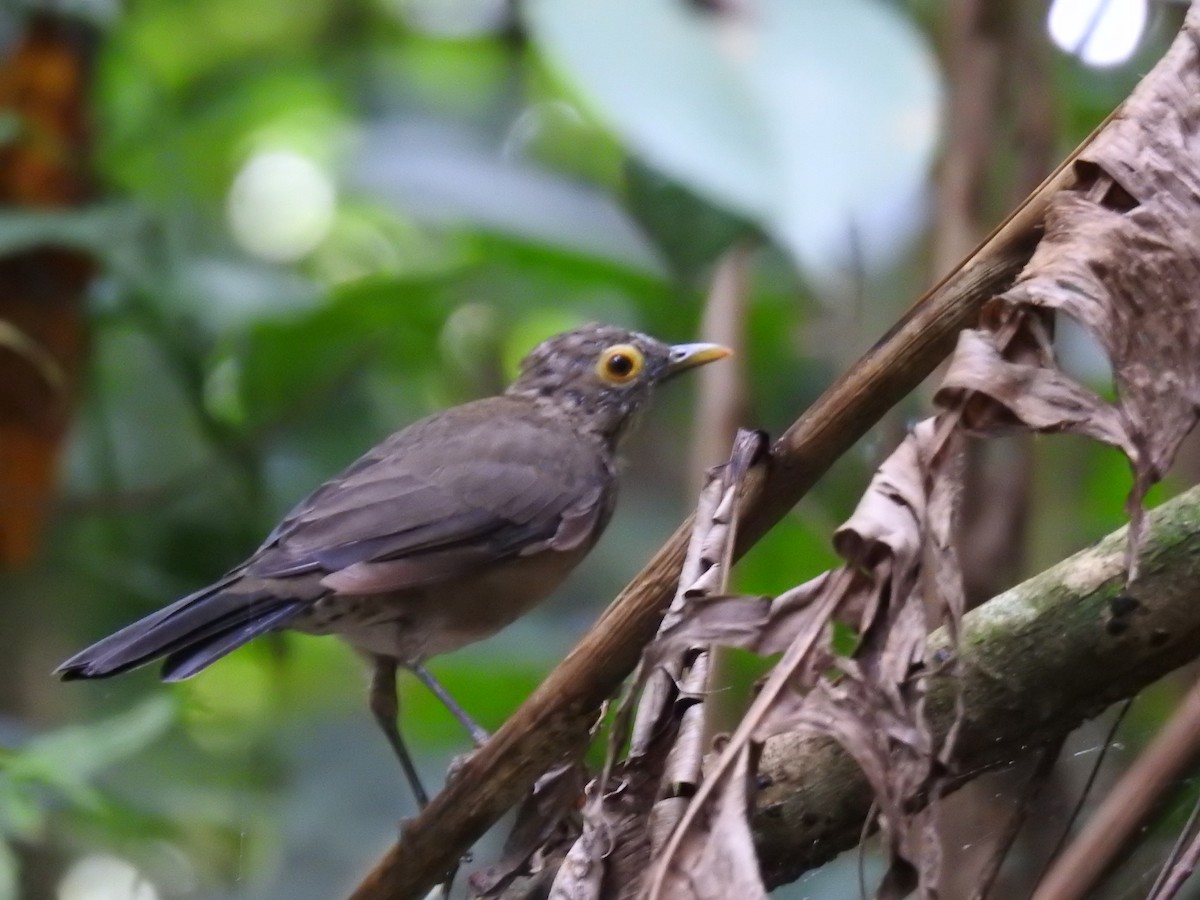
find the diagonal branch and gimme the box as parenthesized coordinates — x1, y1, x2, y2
(347, 104, 1107, 900)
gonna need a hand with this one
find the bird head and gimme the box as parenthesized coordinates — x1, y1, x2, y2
(507, 324, 731, 446)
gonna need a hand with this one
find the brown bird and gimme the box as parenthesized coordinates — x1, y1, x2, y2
(57, 324, 729, 805)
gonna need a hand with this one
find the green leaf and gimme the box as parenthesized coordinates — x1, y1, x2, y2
(229, 273, 451, 428)
(625, 160, 757, 284)
(830, 620, 861, 657)
(5, 697, 175, 810)
(350, 121, 666, 274)
(527, 0, 941, 272)
(529, 0, 770, 217)
(0, 781, 47, 841)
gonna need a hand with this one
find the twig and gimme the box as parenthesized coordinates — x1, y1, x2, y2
(1147, 767, 1200, 900)
(1033, 699, 1133, 887)
(969, 736, 1065, 900)
(1147, 779, 1200, 900)
(1149, 825, 1200, 900)
(1032, 678, 1200, 900)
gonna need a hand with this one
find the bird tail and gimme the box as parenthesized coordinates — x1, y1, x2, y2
(55, 576, 306, 683)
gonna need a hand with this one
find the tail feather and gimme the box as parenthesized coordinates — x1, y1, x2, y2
(56, 578, 308, 682)
(161, 602, 304, 681)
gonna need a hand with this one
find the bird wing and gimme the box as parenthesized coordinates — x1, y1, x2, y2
(248, 397, 614, 592)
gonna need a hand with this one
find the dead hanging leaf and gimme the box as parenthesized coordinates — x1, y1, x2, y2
(626, 431, 765, 764)
(648, 419, 964, 900)
(938, 325, 1131, 447)
(937, 5, 1200, 578)
(491, 431, 767, 900)
(648, 744, 766, 900)
(468, 761, 588, 898)
(642, 432, 767, 857)
(644, 575, 831, 670)
(548, 797, 614, 900)
(786, 420, 963, 900)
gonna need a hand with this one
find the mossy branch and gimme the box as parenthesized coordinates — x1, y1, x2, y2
(754, 482, 1200, 886)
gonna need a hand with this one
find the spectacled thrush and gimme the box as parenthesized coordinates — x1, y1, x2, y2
(56, 324, 730, 805)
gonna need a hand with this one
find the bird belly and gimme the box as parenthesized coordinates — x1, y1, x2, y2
(293, 544, 590, 663)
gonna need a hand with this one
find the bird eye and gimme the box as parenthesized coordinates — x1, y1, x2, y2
(596, 344, 645, 384)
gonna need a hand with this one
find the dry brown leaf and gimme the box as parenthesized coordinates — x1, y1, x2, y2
(469, 761, 587, 898)
(789, 421, 961, 898)
(646, 579, 842, 898)
(939, 328, 1130, 447)
(512, 431, 766, 899)
(649, 420, 964, 900)
(648, 745, 766, 900)
(627, 429, 766, 762)
(936, 6, 1200, 577)
(643, 567, 833, 668)
(548, 800, 614, 900)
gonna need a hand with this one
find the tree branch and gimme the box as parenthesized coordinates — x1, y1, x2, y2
(348, 100, 1109, 900)
(753, 482, 1200, 886)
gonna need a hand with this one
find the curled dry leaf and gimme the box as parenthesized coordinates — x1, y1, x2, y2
(645, 574, 831, 670)
(549, 803, 614, 900)
(644, 431, 767, 853)
(648, 745, 766, 900)
(770, 420, 964, 899)
(468, 761, 588, 898)
(625, 428, 765, 768)
(937, 4, 1200, 577)
(648, 419, 964, 900)
(520, 430, 767, 900)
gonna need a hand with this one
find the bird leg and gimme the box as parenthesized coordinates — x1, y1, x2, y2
(369, 655, 430, 809)
(407, 663, 490, 747)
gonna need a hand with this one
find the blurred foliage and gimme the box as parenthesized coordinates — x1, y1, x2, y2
(0, 0, 1184, 897)
(0, 699, 176, 895)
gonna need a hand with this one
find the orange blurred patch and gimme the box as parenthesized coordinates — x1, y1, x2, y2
(0, 15, 95, 566)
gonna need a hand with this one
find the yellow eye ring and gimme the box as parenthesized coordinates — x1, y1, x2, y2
(596, 344, 645, 384)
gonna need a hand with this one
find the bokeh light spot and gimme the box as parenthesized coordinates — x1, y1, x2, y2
(227, 150, 336, 263)
(1048, 0, 1147, 67)
(58, 854, 158, 900)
